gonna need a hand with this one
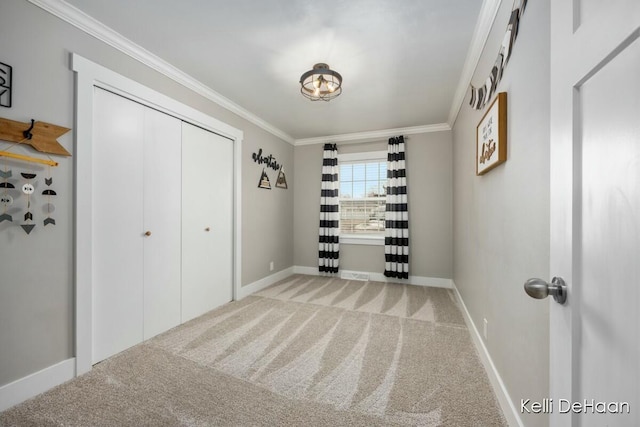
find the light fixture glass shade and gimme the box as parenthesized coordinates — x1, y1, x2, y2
(300, 63, 342, 101)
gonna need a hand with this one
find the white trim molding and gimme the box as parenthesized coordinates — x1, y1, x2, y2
(29, 0, 500, 143)
(294, 123, 451, 146)
(292, 266, 453, 288)
(451, 281, 524, 427)
(337, 151, 387, 163)
(340, 235, 385, 246)
(27, 0, 294, 145)
(236, 267, 295, 300)
(72, 53, 243, 375)
(293, 266, 323, 276)
(0, 358, 76, 412)
(447, 0, 503, 126)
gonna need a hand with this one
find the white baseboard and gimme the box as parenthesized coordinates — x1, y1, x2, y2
(292, 265, 319, 276)
(451, 281, 524, 427)
(292, 266, 453, 289)
(237, 267, 295, 300)
(0, 358, 76, 412)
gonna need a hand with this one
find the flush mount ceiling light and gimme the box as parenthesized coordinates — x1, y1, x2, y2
(299, 63, 342, 101)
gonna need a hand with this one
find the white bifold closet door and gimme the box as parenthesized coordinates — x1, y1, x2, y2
(181, 122, 233, 322)
(92, 88, 181, 363)
(142, 104, 182, 339)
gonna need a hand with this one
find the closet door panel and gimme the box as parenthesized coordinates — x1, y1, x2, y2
(92, 88, 145, 363)
(182, 123, 233, 322)
(142, 108, 182, 339)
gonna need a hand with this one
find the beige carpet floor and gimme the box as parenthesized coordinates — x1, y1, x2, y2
(0, 274, 507, 426)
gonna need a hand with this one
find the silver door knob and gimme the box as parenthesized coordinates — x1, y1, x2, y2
(524, 277, 567, 304)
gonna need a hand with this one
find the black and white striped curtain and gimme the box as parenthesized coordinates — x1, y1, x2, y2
(319, 143, 340, 273)
(385, 136, 409, 279)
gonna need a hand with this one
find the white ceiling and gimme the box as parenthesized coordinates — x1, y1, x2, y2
(61, 0, 485, 141)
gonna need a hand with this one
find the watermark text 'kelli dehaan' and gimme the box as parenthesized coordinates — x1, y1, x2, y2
(521, 399, 630, 414)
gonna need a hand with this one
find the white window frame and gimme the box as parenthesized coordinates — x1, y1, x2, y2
(338, 150, 387, 246)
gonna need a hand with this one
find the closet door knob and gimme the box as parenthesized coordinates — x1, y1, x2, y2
(205, 227, 211, 232)
(144, 231, 152, 237)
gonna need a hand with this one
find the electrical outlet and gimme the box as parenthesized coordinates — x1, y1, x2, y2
(269, 261, 274, 271)
(483, 318, 488, 340)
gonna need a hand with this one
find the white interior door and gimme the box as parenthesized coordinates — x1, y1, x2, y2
(142, 107, 182, 339)
(181, 122, 234, 322)
(92, 88, 144, 363)
(550, 2, 639, 426)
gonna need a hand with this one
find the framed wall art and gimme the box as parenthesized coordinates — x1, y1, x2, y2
(275, 167, 288, 189)
(258, 168, 271, 189)
(476, 92, 507, 175)
(0, 62, 12, 108)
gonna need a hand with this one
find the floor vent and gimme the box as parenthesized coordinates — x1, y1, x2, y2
(341, 271, 370, 281)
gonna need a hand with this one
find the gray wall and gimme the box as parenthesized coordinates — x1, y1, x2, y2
(294, 131, 453, 279)
(0, 0, 293, 387)
(452, 1, 550, 426)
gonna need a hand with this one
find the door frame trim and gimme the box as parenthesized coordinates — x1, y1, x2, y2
(71, 53, 243, 375)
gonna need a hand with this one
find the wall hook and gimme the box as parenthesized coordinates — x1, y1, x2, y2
(0, 116, 71, 158)
(23, 119, 35, 140)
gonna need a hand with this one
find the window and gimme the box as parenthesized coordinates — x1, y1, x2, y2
(338, 151, 387, 238)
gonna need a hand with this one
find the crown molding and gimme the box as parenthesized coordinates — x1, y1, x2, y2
(29, 0, 498, 146)
(294, 123, 451, 146)
(447, 0, 503, 127)
(28, 0, 295, 145)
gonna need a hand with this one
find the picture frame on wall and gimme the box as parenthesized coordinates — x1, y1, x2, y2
(275, 167, 288, 189)
(0, 62, 12, 108)
(476, 92, 507, 175)
(258, 168, 271, 189)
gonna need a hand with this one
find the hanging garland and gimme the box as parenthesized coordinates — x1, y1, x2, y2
(469, 0, 528, 110)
